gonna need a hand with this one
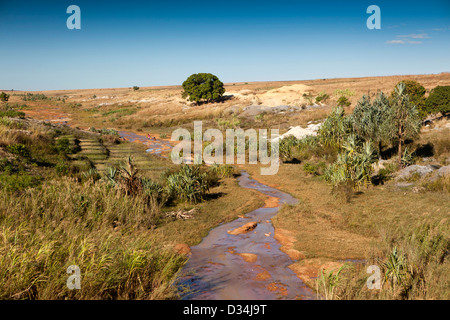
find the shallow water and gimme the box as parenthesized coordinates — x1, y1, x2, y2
(179, 171, 315, 300)
(117, 130, 172, 157)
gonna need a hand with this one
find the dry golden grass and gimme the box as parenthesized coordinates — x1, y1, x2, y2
(8, 72, 450, 135)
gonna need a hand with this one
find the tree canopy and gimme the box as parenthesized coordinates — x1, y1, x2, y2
(426, 85, 450, 117)
(181, 73, 225, 104)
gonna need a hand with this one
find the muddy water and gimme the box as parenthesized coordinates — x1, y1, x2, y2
(179, 171, 314, 300)
(117, 130, 172, 157)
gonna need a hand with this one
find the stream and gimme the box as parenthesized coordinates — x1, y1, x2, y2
(179, 172, 314, 300)
(120, 131, 315, 299)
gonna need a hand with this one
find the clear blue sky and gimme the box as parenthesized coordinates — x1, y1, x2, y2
(0, 0, 449, 91)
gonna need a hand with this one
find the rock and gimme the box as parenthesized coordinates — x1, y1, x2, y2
(273, 228, 305, 260)
(239, 105, 302, 118)
(395, 182, 414, 188)
(228, 221, 258, 235)
(223, 105, 240, 116)
(426, 165, 450, 183)
(395, 164, 440, 180)
(238, 253, 258, 263)
(436, 165, 450, 177)
(372, 159, 392, 173)
(271, 124, 320, 143)
(174, 243, 191, 256)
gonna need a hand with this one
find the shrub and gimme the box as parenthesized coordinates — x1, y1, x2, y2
(0, 92, 10, 102)
(333, 88, 355, 98)
(0, 110, 25, 118)
(182, 73, 225, 104)
(208, 163, 235, 179)
(318, 106, 353, 147)
(393, 80, 427, 118)
(166, 165, 209, 203)
(337, 96, 351, 107)
(315, 92, 329, 103)
(0, 172, 41, 192)
(55, 160, 69, 175)
(303, 162, 325, 176)
(324, 136, 376, 194)
(6, 144, 30, 158)
(54, 137, 73, 154)
(426, 85, 450, 117)
(21, 93, 48, 101)
(133, 86, 139, 91)
(351, 93, 390, 158)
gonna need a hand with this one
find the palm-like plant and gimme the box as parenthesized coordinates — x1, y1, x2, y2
(325, 135, 376, 191)
(118, 156, 143, 196)
(351, 92, 390, 159)
(318, 106, 353, 148)
(166, 165, 209, 203)
(316, 265, 348, 300)
(383, 83, 422, 167)
(382, 247, 410, 291)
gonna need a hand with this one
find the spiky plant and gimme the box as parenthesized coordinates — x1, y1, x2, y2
(166, 165, 209, 203)
(382, 247, 410, 293)
(382, 83, 422, 168)
(324, 135, 376, 192)
(316, 265, 348, 300)
(351, 92, 390, 159)
(118, 156, 142, 196)
(318, 106, 353, 148)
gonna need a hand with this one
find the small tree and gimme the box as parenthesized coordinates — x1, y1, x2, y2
(425, 85, 450, 117)
(182, 73, 225, 104)
(383, 83, 422, 167)
(393, 80, 427, 118)
(0, 92, 10, 102)
(351, 92, 390, 159)
(318, 106, 353, 147)
(324, 135, 376, 200)
(133, 86, 139, 91)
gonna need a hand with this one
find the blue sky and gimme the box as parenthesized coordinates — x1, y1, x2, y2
(0, 0, 449, 91)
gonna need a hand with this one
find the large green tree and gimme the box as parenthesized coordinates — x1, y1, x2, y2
(425, 85, 450, 117)
(181, 73, 225, 104)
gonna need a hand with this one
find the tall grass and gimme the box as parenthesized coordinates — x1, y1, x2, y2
(330, 221, 450, 300)
(0, 178, 186, 299)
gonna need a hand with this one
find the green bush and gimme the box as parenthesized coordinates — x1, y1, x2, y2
(318, 106, 353, 147)
(393, 80, 427, 118)
(337, 96, 351, 107)
(426, 85, 450, 116)
(208, 163, 235, 179)
(182, 73, 225, 104)
(6, 144, 30, 158)
(324, 136, 376, 193)
(0, 172, 41, 192)
(55, 160, 69, 175)
(0, 92, 10, 102)
(166, 165, 210, 203)
(303, 162, 325, 176)
(21, 93, 48, 101)
(315, 92, 330, 103)
(0, 110, 25, 118)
